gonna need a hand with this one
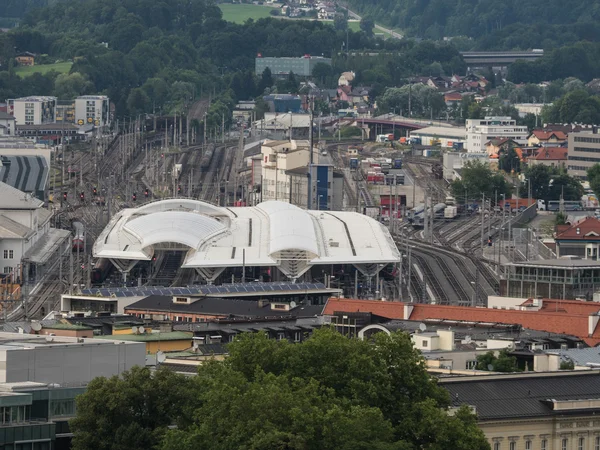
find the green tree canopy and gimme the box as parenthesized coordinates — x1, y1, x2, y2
(360, 16, 375, 36)
(53, 72, 93, 100)
(476, 350, 520, 372)
(498, 145, 521, 174)
(451, 160, 512, 203)
(587, 164, 600, 200)
(71, 329, 490, 450)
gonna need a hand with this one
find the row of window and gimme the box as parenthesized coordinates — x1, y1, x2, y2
(3, 250, 13, 259)
(495, 436, 600, 450)
(569, 156, 600, 162)
(572, 147, 600, 154)
(3, 267, 13, 274)
(574, 136, 600, 144)
(568, 165, 589, 172)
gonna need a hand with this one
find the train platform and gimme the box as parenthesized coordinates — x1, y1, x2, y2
(23, 228, 71, 266)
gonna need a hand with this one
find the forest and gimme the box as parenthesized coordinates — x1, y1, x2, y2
(345, 0, 600, 46)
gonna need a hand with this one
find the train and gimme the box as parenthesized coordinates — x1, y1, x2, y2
(199, 145, 215, 169)
(91, 258, 113, 285)
(412, 203, 447, 228)
(72, 220, 85, 252)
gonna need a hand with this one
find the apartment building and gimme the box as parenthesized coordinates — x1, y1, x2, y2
(7, 96, 57, 125)
(465, 116, 528, 153)
(567, 129, 600, 179)
(74, 95, 110, 127)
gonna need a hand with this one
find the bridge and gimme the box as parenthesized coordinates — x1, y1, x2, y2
(460, 51, 544, 68)
(344, 115, 454, 139)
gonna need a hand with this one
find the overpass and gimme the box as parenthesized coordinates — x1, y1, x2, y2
(345, 115, 455, 139)
(460, 50, 544, 67)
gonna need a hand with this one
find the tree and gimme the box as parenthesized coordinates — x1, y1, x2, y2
(53, 72, 93, 100)
(360, 16, 375, 36)
(476, 350, 520, 372)
(588, 164, 600, 200)
(70, 367, 195, 450)
(498, 145, 521, 174)
(523, 164, 553, 201)
(126, 88, 151, 116)
(334, 14, 348, 31)
(451, 160, 512, 203)
(257, 67, 273, 95)
(560, 360, 575, 370)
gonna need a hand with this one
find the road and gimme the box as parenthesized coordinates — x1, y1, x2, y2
(343, 4, 403, 39)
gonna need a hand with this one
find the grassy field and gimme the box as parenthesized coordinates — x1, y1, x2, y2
(15, 62, 72, 78)
(218, 3, 277, 23)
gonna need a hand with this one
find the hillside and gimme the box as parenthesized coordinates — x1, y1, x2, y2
(0, 0, 57, 19)
(346, 0, 600, 43)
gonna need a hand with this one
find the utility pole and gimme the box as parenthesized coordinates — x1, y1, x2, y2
(307, 98, 314, 210)
(480, 193, 485, 256)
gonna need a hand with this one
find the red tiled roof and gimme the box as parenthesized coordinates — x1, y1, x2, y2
(324, 298, 600, 345)
(444, 92, 462, 101)
(530, 130, 567, 141)
(520, 298, 600, 315)
(555, 217, 600, 240)
(534, 147, 568, 161)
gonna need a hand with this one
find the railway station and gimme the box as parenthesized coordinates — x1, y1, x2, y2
(92, 198, 401, 287)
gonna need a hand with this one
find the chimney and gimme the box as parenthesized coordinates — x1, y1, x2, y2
(532, 296, 543, 308)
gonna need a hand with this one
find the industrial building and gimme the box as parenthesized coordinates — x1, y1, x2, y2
(0, 155, 49, 200)
(408, 125, 466, 148)
(0, 331, 144, 450)
(92, 198, 400, 284)
(442, 151, 489, 181)
(465, 116, 528, 153)
(255, 55, 332, 77)
(7, 96, 57, 126)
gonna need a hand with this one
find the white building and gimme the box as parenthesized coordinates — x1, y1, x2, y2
(0, 182, 69, 281)
(7, 96, 57, 126)
(0, 112, 16, 135)
(74, 95, 110, 128)
(286, 164, 344, 211)
(261, 139, 311, 202)
(442, 151, 489, 181)
(465, 116, 528, 153)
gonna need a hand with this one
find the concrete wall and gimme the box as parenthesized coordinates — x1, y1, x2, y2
(1, 341, 145, 384)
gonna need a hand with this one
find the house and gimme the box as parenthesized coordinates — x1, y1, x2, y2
(443, 92, 463, 106)
(527, 129, 567, 147)
(554, 217, 600, 260)
(484, 137, 520, 157)
(338, 71, 355, 87)
(529, 146, 568, 169)
(15, 52, 35, 66)
(443, 371, 600, 450)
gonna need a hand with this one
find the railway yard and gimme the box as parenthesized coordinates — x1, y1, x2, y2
(2, 125, 547, 320)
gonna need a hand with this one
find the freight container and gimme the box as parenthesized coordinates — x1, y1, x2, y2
(444, 206, 458, 219)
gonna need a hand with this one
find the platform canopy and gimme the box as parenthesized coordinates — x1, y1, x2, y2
(93, 199, 400, 280)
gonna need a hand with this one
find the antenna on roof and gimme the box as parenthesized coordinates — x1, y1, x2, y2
(31, 322, 42, 332)
(487, 364, 494, 371)
(156, 351, 166, 364)
(131, 326, 139, 334)
(418, 323, 427, 332)
(465, 335, 472, 344)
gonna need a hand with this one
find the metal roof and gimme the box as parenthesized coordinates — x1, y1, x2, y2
(80, 282, 330, 298)
(0, 155, 48, 196)
(93, 199, 400, 279)
(0, 181, 43, 209)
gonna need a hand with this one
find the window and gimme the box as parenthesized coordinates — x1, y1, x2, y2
(541, 439, 547, 450)
(525, 440, 531, 450)
(579, 437, 585, 450)
(494, 443, 500, 450)
(294, 332, 301, 342)
(562, 438, 568, 450)
(466, 360, 477, 370)
(422, 340, 428, 347)
(3, 267, 12, 274)
(595, 436, 600, 450)
(8, 250, 13, 259)
(510, 442, 516, 450)
(3, 250, 6, 259)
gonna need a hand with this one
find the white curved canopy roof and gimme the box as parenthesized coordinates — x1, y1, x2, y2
(257, 201, 318, 258)
(93, 199, 400, 276)
(124, 211, 226, 250)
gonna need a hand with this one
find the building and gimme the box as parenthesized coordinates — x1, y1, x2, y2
(0, 155, 49, 200)
(16, 122, 83, 144)
(465, 117, 528, 153)
(0, 138, 53, 167)
(527, 129, 567, 147)
(568, 129, 600, 179)
(484, 138, 520, 158)
(64, 282, 340, 315)
(0, 331, 144, 450)
(260, 139, 310, 202)
(409, 126, 466, 148)
(514, 103, 546, 118)
(92, 198, 401, 283)
(96, 328, 193, 354)
(442, 151, 489, 181)
(0, 181, 70, 284)
(125, 295, 325, 323)
(528, 146, 568, 169)
(286, 164, 344, 211)
(56, 100, 75, 124)
(442, 371, 600, 450)
(74, 95, 110, 128)
(555, 217, 600, 259)
(8, 96, 57, 126)
(357, 319, 583, 373)
(0, 111, 16, 135)
(255, 55, 332, 77)
(323, 298, 600, 346)
(253, 113, 312, 138)
(15, 52, 35, 66)
(263, 94, 302, 113)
